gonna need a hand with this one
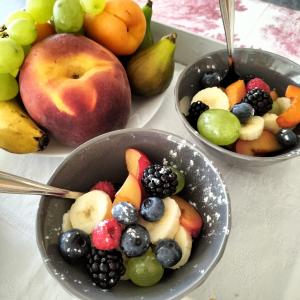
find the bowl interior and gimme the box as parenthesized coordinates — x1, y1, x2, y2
(175, 48, 300, 161)
(36, 129, 230, 300)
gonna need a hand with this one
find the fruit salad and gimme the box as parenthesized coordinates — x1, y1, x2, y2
(58, 148, 203, 290)
(184, 73, 300, 156)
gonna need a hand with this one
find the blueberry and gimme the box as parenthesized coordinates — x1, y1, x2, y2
(200, 71, 222, 88)
(276, 129, 298, 149)
(58, 229, 91, 263)
(154, 239, 182, 268)
(112, 202, 138, 225)
(140, 197, 164, 222)
(121, 225, 150, 257)
(230, 103, 254, 123)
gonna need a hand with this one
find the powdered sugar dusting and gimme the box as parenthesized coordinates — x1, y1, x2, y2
(161, 134, 230, 242)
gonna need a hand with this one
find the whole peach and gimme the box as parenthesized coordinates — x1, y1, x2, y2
(19, 34, 131, 147)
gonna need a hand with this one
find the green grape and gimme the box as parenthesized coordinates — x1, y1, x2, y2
(26, 0, 56, 24)
(0, 74, 19, 101)
(170, 167, 185, 194)
(197, 109, 241, 146)
(10, 69, 19, 78)
(0, 38, 24, 74)
(80, 0, 106, 15)
(7, 18, 38, 46)
(6, 10, 34, 25)
(53, 0, 84, 33)
(128, 249, 164, 287)
(22, 45, 32, 56)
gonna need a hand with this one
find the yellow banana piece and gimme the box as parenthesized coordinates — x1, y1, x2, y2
(0, 100, 49, 154)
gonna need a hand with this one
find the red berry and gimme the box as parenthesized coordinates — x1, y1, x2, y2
(92, 219, 122, 250)
(91, 181, 116, 199)
(246, 78, 270, 93)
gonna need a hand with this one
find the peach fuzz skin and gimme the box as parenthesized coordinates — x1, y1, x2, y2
(19, 34, 131, 147)
(84, 0, 146, 55)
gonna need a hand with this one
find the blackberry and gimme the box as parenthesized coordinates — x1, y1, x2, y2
(242, 88, 272, 116)
(187, 101, 209, 129)
(86, 247, 125, 290)
(142, 164, 178, 198)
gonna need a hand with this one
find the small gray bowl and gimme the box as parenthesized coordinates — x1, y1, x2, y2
(175, 48, 300, 167)
(36, 128, 230, 300)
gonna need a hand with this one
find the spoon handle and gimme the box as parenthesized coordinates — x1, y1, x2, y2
(0, 171, 83, 199)
(219, 0, 235, 58)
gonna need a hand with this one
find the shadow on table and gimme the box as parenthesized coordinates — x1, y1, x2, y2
(262, 0, 300, 10)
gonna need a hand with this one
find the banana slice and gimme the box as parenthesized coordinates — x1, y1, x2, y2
(192, 87, 230, 110)
(277, 97, 291, 114)
(170, 225, 192, 269)
(139, 197, 181, 244)
(240, 116, 264, 141)
(62, 210, 72, 232)
(263, 113, 281, 134)
(69, 190, 112, 234)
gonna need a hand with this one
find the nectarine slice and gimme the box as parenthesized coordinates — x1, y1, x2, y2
(125, 148, 151, 181)
(285, 85, 300, 101)
(225, 79, 246, 107)
(172, 195, 203, 238)
(235, 130, 282, 156)
(270, 90, 278, 101)
(113, 174, 141, 209)
(277, 97, 300, 128)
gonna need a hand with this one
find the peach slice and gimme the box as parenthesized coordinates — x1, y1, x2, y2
(113, 174, 141, 209)
(172, 195, 203, 238)
(125, 148, 151, 181)
(225, 79, 246, 107)
(235, 130, 282, 156)
(285, 85, 300, 101)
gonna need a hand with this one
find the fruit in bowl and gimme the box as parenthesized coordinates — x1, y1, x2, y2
(36, 129, 230, 299)
(58, 147, 204, 289)
(177, 49, 300, 162)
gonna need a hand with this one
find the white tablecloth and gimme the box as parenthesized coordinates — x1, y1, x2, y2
(1, 1, 300, 300)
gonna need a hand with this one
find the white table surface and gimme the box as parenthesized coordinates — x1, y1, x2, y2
(1, 1, 300, 300)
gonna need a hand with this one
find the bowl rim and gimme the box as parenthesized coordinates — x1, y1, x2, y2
(35, 128, 231, 300)
(174, 47, 300, 163)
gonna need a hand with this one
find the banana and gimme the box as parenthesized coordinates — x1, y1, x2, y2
(270, 97, 291, 115)
(170, 225, 192, 269)
(192, 87, 230, 110)
(139, 0, 154, 51)
(263, 113, 281, 134)
(62, 210, 72, 232)
(139, 197, 181, 244)
(277, 97, 291, 114)
(240, 116, 264, 141)
(0, 100, 49, 154)
(69, 190, 112, 234)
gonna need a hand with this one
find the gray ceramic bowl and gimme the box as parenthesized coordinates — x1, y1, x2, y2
(175, 48, 300, 166)
(36, 128, 230, 300)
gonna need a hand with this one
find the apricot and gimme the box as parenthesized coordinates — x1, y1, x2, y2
(84, 0, 146, 55)
(35, 23, 55, 43)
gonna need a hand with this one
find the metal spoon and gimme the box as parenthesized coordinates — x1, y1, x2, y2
(219, 0, 240, 87)
(0, 171, 83, 199)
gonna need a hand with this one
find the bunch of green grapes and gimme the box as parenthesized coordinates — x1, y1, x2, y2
(0, 0, 107, 101)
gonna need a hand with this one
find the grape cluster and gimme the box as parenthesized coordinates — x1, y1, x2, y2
(0, 0, 106, 101)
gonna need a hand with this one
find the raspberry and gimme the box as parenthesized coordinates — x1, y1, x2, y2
(246, 78, 270, 93)
(92, 219, 122, 250)
(91, 181, 116, 199)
